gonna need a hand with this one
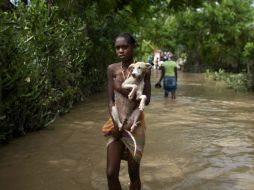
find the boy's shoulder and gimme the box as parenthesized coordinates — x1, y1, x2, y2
(108, 62, 121, 69)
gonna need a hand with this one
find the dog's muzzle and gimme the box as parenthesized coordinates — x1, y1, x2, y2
(132, 73, 137, 78)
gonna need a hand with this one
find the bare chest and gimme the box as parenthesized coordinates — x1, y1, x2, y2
(114, 91, 135, 122)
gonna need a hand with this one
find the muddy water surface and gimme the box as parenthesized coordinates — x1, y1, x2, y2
(0, 71, 254, 190)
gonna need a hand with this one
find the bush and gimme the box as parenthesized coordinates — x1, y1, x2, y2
(205, 69, 251, 92)
(0, 1, 106, 142)
(225, 73, 252, 92)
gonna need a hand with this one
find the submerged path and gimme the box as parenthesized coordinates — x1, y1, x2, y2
(0, 71, 254, 190)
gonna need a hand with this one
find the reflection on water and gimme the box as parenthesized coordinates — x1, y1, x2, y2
(0, 70, 254, 190)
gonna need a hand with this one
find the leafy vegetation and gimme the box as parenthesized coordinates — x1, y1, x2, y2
(206, 69, 252, 91)
(138, 0, 254, 89)
(0, 1, 102, 141)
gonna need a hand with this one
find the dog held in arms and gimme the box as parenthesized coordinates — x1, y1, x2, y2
(111, 62, 152, 156)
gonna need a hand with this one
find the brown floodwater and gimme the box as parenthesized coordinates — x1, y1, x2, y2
(0, 70, 254, 190)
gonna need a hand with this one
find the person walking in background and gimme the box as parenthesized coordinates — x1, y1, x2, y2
(155, 55, 178, 99)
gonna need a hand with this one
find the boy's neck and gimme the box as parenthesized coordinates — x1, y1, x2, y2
(121, 59, 134, 68)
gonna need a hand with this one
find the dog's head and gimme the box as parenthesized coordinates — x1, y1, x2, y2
(128, 62, 152, 79)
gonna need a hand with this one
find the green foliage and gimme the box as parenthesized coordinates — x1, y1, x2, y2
(1, 0, 157, 142)
(243, 42, 254, 59)
(243, 40, 254, 89)
(225, 73, 252, 91)
(206, 69, 227, 81)
(205, 69, 252, 91)
(0, 0, 105, 142)
(167, 0, 204, 10)
(174, 0, 254, 72)
(127, 0, 253, 74)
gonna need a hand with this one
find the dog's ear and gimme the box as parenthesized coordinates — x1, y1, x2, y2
(145, 63, 152, 70)
(128, 63, 135, 71)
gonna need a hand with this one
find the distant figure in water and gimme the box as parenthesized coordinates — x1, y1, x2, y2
(155, 55, 178, 99)
(102, 32, 151, 190)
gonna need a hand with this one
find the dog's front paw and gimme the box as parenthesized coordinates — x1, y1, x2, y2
(139, 103, 145, 111)
(136, 93, 142, 100)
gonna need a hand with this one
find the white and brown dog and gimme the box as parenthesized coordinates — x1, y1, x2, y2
(112, 62, 151, 133)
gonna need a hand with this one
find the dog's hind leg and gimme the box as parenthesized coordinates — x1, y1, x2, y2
(136, 81, 146, 111)
(111, 105, 123, 131)
(138, 95, 147, 111)
(128, 108, 142, 133)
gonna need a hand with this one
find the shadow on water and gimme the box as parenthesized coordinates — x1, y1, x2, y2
(0, 70, 254, 190)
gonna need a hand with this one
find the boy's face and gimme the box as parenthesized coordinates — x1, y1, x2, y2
(115, 37, 134, 62)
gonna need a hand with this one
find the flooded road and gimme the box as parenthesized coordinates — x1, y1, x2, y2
(0, 71, 254, 190)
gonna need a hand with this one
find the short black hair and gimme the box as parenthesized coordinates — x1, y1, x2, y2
(114, 32, 137, 46)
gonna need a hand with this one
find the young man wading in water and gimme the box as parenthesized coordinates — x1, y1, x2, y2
(102, 32, 151, 190)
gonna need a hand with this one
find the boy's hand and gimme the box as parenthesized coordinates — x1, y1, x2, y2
(111, 126, 122, 139)
(155, 82, 161, 88)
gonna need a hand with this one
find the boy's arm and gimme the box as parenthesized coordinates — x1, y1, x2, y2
(107, 65, 115, 117)
(156, 66, 165, 84)
(174, 67, 178, 81)
(107, 65, 122, 138)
